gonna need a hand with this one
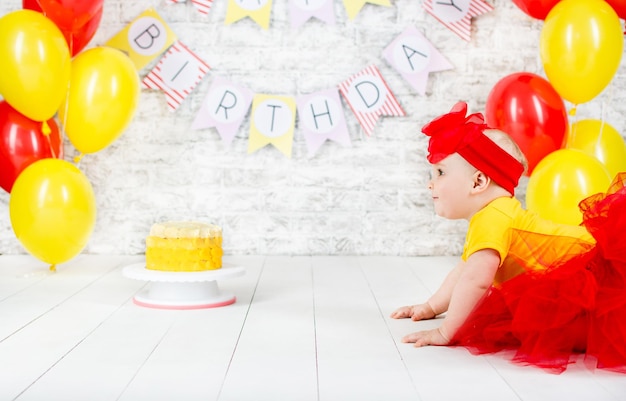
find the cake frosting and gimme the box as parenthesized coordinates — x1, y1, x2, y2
(145, 221, 223, 272)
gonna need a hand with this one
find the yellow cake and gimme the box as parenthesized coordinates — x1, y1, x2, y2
(145, 221, 223, 272)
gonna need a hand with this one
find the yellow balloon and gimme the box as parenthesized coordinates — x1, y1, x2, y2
(59, 47, 140, 154)
(540, 0, 623, 105)
(9, 159, 96, 267)
(526, 149, 611, 225)
(566, 119, 626, 180)
(0, 10, 71, 121)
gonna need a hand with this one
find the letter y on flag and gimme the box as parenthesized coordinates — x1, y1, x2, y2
(423, 0, 493, 42)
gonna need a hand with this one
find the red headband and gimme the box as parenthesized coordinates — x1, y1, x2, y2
(421, 101, 524, 195)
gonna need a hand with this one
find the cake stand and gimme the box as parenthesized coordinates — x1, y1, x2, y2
(122, 263, 245, 310)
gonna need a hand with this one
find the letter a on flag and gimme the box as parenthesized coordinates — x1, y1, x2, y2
(338, 65, 405, 137)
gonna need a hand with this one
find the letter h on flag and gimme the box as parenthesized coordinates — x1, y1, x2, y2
(339, 65, 405, 136)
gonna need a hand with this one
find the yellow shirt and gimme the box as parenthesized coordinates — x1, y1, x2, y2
(462, 197, 596, 286)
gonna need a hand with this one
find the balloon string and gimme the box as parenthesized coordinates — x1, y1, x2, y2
(46, 133, 58, 160)
(599, 76, 615, 148)
(42, 121, 51, 136)
(41, 121, 59, 159)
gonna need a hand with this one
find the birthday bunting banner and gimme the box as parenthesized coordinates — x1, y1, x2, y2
(105, 8, 177, 71)
(342, 0, 392, 20)
(192, 76, 254, 144)
(167, 0, 214, 15)
(383, 27, 454, 95)
(225, 0, 273, 29)
(423, 0, 494, 42)
(142, 41, 211, 111)
(289, 0, 335, 29)
(248, 94, 297, 157)
(339, 65, 406, 137)
(297, 89, 351, 157)
(107, 1, 477, 158)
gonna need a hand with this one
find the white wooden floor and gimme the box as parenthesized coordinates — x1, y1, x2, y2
(1, 255, 625, 401)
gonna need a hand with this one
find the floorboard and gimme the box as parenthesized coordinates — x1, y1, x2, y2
(0, 255, 624, 401)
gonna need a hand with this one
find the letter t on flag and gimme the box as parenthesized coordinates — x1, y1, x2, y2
(248, 94, 297, 157)
(339, 65, 405, 136)
(142, 41, 211, 111)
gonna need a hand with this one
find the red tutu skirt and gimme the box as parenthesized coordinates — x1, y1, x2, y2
(450, 173, 626, 373)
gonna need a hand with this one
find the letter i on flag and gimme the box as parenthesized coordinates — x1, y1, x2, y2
(339, 65, 405, 136)
(142, 41, 211, 111)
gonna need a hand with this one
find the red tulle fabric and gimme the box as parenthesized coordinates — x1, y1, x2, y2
(450, 172, 626, 374)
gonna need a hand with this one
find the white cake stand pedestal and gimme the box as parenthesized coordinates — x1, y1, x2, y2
(122, 263, 245, 310)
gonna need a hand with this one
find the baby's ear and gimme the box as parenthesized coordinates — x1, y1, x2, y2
(472, 170, 491, 192)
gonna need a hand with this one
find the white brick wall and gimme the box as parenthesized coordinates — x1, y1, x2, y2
(1, 0, 625, 257)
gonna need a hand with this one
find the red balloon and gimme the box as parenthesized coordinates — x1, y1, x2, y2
(485, 72, 568, 175)
(606, 0, 626, 19)
(512, 0, 562, 20)
(0, 101, 64, 193)
(22, 0, 104, 56)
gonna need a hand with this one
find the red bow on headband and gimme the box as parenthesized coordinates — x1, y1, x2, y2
(421, 101, 525, 195)
(422, 101, 487, 164)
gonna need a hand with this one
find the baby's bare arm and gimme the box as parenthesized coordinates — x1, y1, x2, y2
(390, 259, 465, 320)
(439, 249, 500, 339)
(403, 249, 500, 347)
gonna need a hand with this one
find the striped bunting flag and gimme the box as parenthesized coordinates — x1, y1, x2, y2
(142, 41, 211, 111)
(338, 65, 405, 136)
(423, 0, 493, 42)
(168, 0, 214, 15)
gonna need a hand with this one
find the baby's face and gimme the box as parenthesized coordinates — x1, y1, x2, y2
(427, 153, 477, 220)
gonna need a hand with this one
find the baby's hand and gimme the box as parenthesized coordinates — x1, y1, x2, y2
(390, 303, 436, 321)
(402, 328, 449, 347)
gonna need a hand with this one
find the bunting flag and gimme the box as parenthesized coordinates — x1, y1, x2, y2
(297, 89, 350, 157)
(338, 65, 405, 136)
(248, 94, 297, 157)
(423, 0, 494, 42)
(225, 0, 273, 29)
(167, 0, 214, 15)
(142, 41, 211, 111)
(105, 8, 177, 71)
(342, 0, 392, 20)
(383, 27, 453, 95)
(192, 76, 253, 144)
(289, 0, 335, 29)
